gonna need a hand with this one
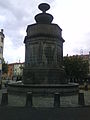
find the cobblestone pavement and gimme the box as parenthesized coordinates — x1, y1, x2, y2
(0, 88, 90, 107)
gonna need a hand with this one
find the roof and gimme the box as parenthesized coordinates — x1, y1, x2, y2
(8, 62, 24, 66)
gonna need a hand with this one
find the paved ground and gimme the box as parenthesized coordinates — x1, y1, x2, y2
(0, 106, 90, 120)
(0, 87, 90, 120)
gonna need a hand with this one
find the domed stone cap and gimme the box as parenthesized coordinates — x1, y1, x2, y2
(35, 3, 53, 24)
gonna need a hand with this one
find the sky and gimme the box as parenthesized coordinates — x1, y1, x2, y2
(0, 0, 90, 63)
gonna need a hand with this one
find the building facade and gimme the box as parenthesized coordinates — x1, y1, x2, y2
(0, 29, 5, 83)
(13, 62, 24, 80)
(8, 62, 24, 80)
(8, 63, 14, 80)
(81, 52, 90, 78)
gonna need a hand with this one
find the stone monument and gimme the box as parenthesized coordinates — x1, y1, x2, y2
(8, 3, 78, 95)
(23, 3, 67, 84)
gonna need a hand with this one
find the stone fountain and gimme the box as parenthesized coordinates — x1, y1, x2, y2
(8, 3, 78, 95)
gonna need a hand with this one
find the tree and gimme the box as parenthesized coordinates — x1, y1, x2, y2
(63, 55, 89, 83)
(2, 59, 8, 74)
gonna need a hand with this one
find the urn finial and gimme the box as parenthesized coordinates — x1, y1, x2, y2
(35, 3, 53, 24)
(38, 3, 50, 13)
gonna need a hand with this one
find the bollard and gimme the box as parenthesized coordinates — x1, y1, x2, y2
(54, 93, 60, 108)
(0, 84, 1, 89)
(1, 92, 8, 106)
(85, 85, 88, 91)
(26, 92, 33, 107)
(78, 92, 85, 106)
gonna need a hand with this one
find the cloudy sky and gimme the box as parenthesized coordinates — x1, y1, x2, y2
(0, 0, 90, 63)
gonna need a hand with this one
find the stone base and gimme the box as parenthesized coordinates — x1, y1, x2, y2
(8, 83, 79, 96)
(23, 67, 67, 84)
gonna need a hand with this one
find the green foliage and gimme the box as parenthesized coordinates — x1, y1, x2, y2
(2, 59, 8, 74)
(63, 56, 89, 82)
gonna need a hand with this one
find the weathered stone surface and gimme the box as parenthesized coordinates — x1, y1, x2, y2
(7, 3, 78, 97)
(8, 83, 79, 96)
(26, 92, 33, 107)
(1, 92, 8, 106)
(54, 93, 60, 107)
(23, 67, 66, 84)
(78, 92, 85, 106)
(23, 3, 66, 84)
(25, 24, 62, 39)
